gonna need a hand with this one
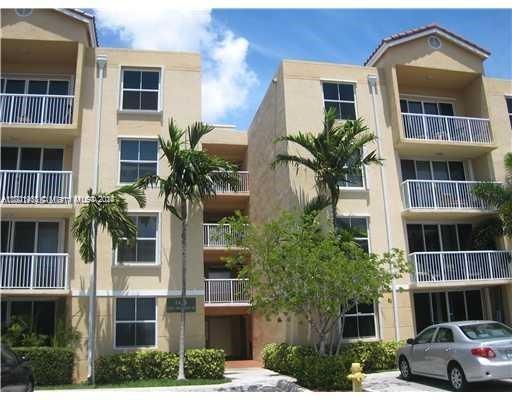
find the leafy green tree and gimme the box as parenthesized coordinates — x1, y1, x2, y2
(72, 183, 147, 384)
(140, 119, 239, 379)
(222, 211, 409, 356)
(474, 153, 512, 238)
(272, 108, 381, 230)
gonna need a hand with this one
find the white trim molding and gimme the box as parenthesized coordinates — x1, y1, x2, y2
(71, 289, 205, 297)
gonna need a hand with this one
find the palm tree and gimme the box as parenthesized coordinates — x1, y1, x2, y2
(474, 152, 512, 237)
(72, 183, 146, 385)
(272, 108, 381, 230)
(140, 119, 239, 380)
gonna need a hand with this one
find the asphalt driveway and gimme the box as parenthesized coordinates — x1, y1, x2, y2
(364, 370, 512, 392)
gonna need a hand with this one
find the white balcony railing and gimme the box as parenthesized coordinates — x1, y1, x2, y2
(402, 113, 492, 143)
(0, 94, 74, 125)
(0, 253, 69, 289)
(204, 278, 249, 304)
(401, 180, 493, 210)
(0, 170, 73, 204)
(211, 171, 249, 193)
(409, 251, 512, 284)
(203, 223, 245, 248)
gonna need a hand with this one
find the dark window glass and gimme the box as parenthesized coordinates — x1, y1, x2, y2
(415, 161, 432, 180)
(123, 71, 141, 89)
(116, 323, 136, 347)
(413, 293, 431, 333)
(506, 98, 512, 113)
(339, 84, 355, 101)
(20, 148, 41, 170)
(407, 225, 424, 253)
(343, 317, 358, 338)
(138, 163, 157, 178)
(448, 291, 466, 322)
(324, 102, 340, 118)
(142, 72, 159, 90)
(117, 241, 137, 262)
(358, 316, 376, 337)
(42, 149, 63, 171)
(357, 303, 374, 313)
(117, 215, 157, 263)
(435, 327, 454, 343)
(33, 301, 55, 338)
(350, 218, 368, 237)
(13, 222, 35, 253)
(28, 80, 47, 95)
(48, 81, 69, 95)
(120, 141, 139, 160)
(5, 80, 25, 94)
(136, 323, 155, 346)
(439, 103, 454, 116)
(140, 92, 158, 110)
(36, 222, 59, 253)
(322, 83, 338, 100)
(432, 161, 449, 180)
(120, 162, 138, 183)
(440, 225, 458, 251)
(401, 160, 416, 181)
(431, 292, 448, 324)
(137, 241, 156, 262)
(457, 224, 473, 251)
(120, 140, 158, 183)
(448, 161, 465, 181)
(122, 91, 141, 110)
(423, 225, 441, 251)
(423, 102, 439, 115)
(466, 290, 483, 320)
(407, 101, 422, 114)
(137, 298, 156, 320)
(116, 298, 136, 321)
(139, 141, 158, 161)
(137, 216, 157, 238)
(1, 221, 10, 252)
(10, 302, 32, 327)
(340, 102, 356, 120)
(400, 99, 408, 113)
(1, 147, 18, 169)
(415, 327, 437, 344)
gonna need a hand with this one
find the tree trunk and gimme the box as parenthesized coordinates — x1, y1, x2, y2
(87, 223, 98, 385)
(177, 200, 188, 380)
(331, 197, 337, 232)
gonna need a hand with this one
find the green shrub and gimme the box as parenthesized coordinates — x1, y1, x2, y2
(261, 341, 402, 391)
(13, 347, 74, 386)
(95, 349, 224, 384)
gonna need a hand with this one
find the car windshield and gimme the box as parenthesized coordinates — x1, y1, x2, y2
(460, 323, 512, 340)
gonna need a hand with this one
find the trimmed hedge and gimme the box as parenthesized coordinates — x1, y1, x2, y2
(95, 348, 225, 384)
(262, 341, 402, 391)
(13, 347, 74, 386)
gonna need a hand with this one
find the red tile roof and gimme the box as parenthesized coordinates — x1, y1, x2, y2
(364, 24, 490, 66)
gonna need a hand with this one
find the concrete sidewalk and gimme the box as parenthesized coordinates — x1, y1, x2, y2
(364, 370, 512, 392)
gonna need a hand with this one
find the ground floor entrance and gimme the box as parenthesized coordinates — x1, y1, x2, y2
(206, 314, 252, 360)
(412, 286, 507, 333)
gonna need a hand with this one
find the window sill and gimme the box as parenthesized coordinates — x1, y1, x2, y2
(339, 187, 368, 192)
(117, 109, 162, 116)
(114, 345, 157, 350)
(114, 263, 160, 268)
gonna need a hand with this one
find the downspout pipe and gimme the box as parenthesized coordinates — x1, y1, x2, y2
(367, 74, 400, 341)
(87, 55, 107, 383)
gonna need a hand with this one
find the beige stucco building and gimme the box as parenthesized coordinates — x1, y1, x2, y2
(1, 9, 511, 381)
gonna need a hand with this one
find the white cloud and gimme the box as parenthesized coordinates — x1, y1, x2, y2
(96, 8, 258, 123)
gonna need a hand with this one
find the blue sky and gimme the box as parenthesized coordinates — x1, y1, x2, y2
(94, 8, 512, 130)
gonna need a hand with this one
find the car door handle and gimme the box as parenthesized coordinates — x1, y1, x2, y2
(424, 346, 431, 352)
(445, 348, 452, 352)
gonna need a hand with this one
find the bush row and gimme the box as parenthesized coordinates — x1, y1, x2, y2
(13, 347, 74, 386)
(95, 348, 225, 384)
(262, 341, 401, 391)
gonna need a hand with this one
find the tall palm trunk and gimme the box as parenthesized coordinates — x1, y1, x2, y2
(177, 199, 188, 380)
(87, 223, 98, 385)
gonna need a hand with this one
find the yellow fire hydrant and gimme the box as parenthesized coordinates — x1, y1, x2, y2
(347, 362, 366, 392)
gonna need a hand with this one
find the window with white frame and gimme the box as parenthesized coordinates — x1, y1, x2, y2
(119, 139, 158, 183)
(115, 297, 156, 347)
(342, 302, 376, 339)
(120, 69, 160, 111)
(506, 97, 512, 128)
(117, 214, 158, 264)
(322, 82, 356, 120)
(336, 216, 369, 253)
(338, 149, 365, 188)
(400, 98, 454, 116)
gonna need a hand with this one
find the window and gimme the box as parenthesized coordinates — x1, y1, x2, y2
(435, 327, 454, 343)
(406, 223, 473, 253)
(460, 322, 512, 340)
(342, 303, 376, 339)
(338, 149, 365, 188)
(115, 298, 156, 347)
(415, 327, 437, 344)
(119, 139, 158, 183)
(336, 217, 369, 253)
(400, 99, 454, 116)
(506, 97, 512, 128)
(121, 69, 160, 111)
(117, 214, 158, 264)
(400, 159, 465, 182)
(322, 82, 356, 120)
(1, 221, 61, 253)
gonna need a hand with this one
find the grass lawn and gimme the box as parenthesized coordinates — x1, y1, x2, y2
(37, 378, 230, 390)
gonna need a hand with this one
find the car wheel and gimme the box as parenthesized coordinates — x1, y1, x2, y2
(448, 363, 468, 392)
(25, 378, 34, 392)
(399, 356, 413, 381)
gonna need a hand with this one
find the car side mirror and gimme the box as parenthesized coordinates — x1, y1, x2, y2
(406, 338, 415, 345)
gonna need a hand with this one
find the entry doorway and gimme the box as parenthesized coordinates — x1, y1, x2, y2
(206, 315, 252, 360)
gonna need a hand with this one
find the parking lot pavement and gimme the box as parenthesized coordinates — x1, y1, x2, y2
(364, 370, 512, 392)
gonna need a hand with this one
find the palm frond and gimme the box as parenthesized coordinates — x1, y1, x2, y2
(188, 122, 214, 150)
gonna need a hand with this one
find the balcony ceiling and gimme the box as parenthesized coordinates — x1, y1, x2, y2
(2, 38, 77, 69)
(396, 65, 480, 91)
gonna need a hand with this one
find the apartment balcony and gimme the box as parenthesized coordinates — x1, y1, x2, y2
(1, 170, 73, 206)
(0, 94, 74, 126)
(203, 223, 239, 248)
(0, 253, 69, 290)
(204, 278, 249, 305)
(211, 171, 249, 193)
(402, 113, 492, 144)
(401, 180, 496, 216)
(409, 251, 512, 286)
